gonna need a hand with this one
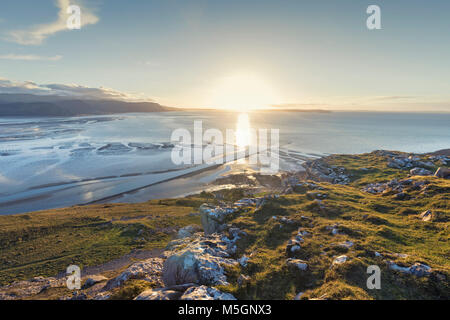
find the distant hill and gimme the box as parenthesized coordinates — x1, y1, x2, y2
(0, 94, 173, 116)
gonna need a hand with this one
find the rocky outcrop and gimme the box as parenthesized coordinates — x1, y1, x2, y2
(162, 233, 238, 286)
(361, 178, 430, 198)
(302, 159, 350, 184)
(410, 167, 433, 176)
(105, 258, 163, 290)
(381, 152, 435, 170)
(0, 277, 65, 300)
(387, 261, 432, 277)
(177, 225, 202, 239)
(199, 204, 235, 235)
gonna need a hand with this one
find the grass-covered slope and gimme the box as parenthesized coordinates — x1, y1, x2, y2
(214, 151, 449, 299)
(0, 150, 448, 299)
(0, 199, 202, 285)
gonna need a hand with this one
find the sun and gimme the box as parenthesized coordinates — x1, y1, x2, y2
(208, 73, 279, 111)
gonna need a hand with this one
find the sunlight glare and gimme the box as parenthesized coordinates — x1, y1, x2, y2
(209, 73, 278, 111)
(236, 113, 252, 148)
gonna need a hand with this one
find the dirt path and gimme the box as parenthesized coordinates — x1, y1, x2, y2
(56, 248, 164, 278)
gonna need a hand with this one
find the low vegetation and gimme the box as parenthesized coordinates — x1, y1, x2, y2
(0, 151, 448, 299)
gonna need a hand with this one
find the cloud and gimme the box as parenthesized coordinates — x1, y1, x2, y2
(0, 54, 62, 61)
(0, 77, 152, 101)
(5, 0, 99, 45)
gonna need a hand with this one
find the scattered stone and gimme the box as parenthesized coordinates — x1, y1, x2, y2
(180, 286, 236, 300)
(234, 197, 265, 208)
(338, 241, 354, 249)
(332, 255, 348, 265)
(302, 159, 350, 184)
(286, 239, 302, 254)
(286, 258, 308, 271)
(419, 210, 433, 222)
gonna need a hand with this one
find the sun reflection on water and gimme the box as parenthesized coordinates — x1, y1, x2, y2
(235, 113, 251, 148)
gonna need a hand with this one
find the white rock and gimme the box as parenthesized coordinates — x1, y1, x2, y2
(286, 258, 308, 271)
(332, 255, 348, 265)
(180, 286, 236, 300)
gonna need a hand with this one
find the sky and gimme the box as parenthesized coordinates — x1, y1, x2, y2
(0, 0, 449, 111)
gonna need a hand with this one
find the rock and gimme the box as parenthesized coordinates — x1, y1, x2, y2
(387, 261, 432, 277)
(409, 263, 432, 277)
(434, 167, 450, 179)
(420, 210, 433, 222)
(69, 292, 87, 300)
(338, 241, 354, 249)
(286, 258, 308, 271)
(180, 286, 236, 300)
(332, 255, 348, 265)
(238, 255, 249, 267)
(388, 161, 401, 169)
(162, 234, 237, 286)
(105, 258, 163, 290)
(234, 197, 265, 207)
(294, 292, 304, 300)
(82, 275, 108, 289)
(134, 289, 182, 300)
(306, 191, 328, 200)
(177, 225, 201, 239)
(92, 292, 111, 300)
(237, 274, 251, 287)
(410, 167, 432, 176)
(0, 277, 65, 300)
(286, 239, 301, 254)
(394, 192, 407, 200)
(199, 204, 235, 235)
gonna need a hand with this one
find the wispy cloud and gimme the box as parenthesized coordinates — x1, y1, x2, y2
(5, 0, 98, 45)
(0, 54, 62, 61)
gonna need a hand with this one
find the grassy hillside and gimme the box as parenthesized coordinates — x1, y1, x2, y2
(0, 151, 448, 299)
(214, 152, 449, 299)
(0, 200, 202, 285)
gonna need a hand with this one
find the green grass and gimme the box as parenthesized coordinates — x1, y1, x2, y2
(0, 151, 449, 299)
(216, 153, 449, 300)
(0, 199, 202, 285)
